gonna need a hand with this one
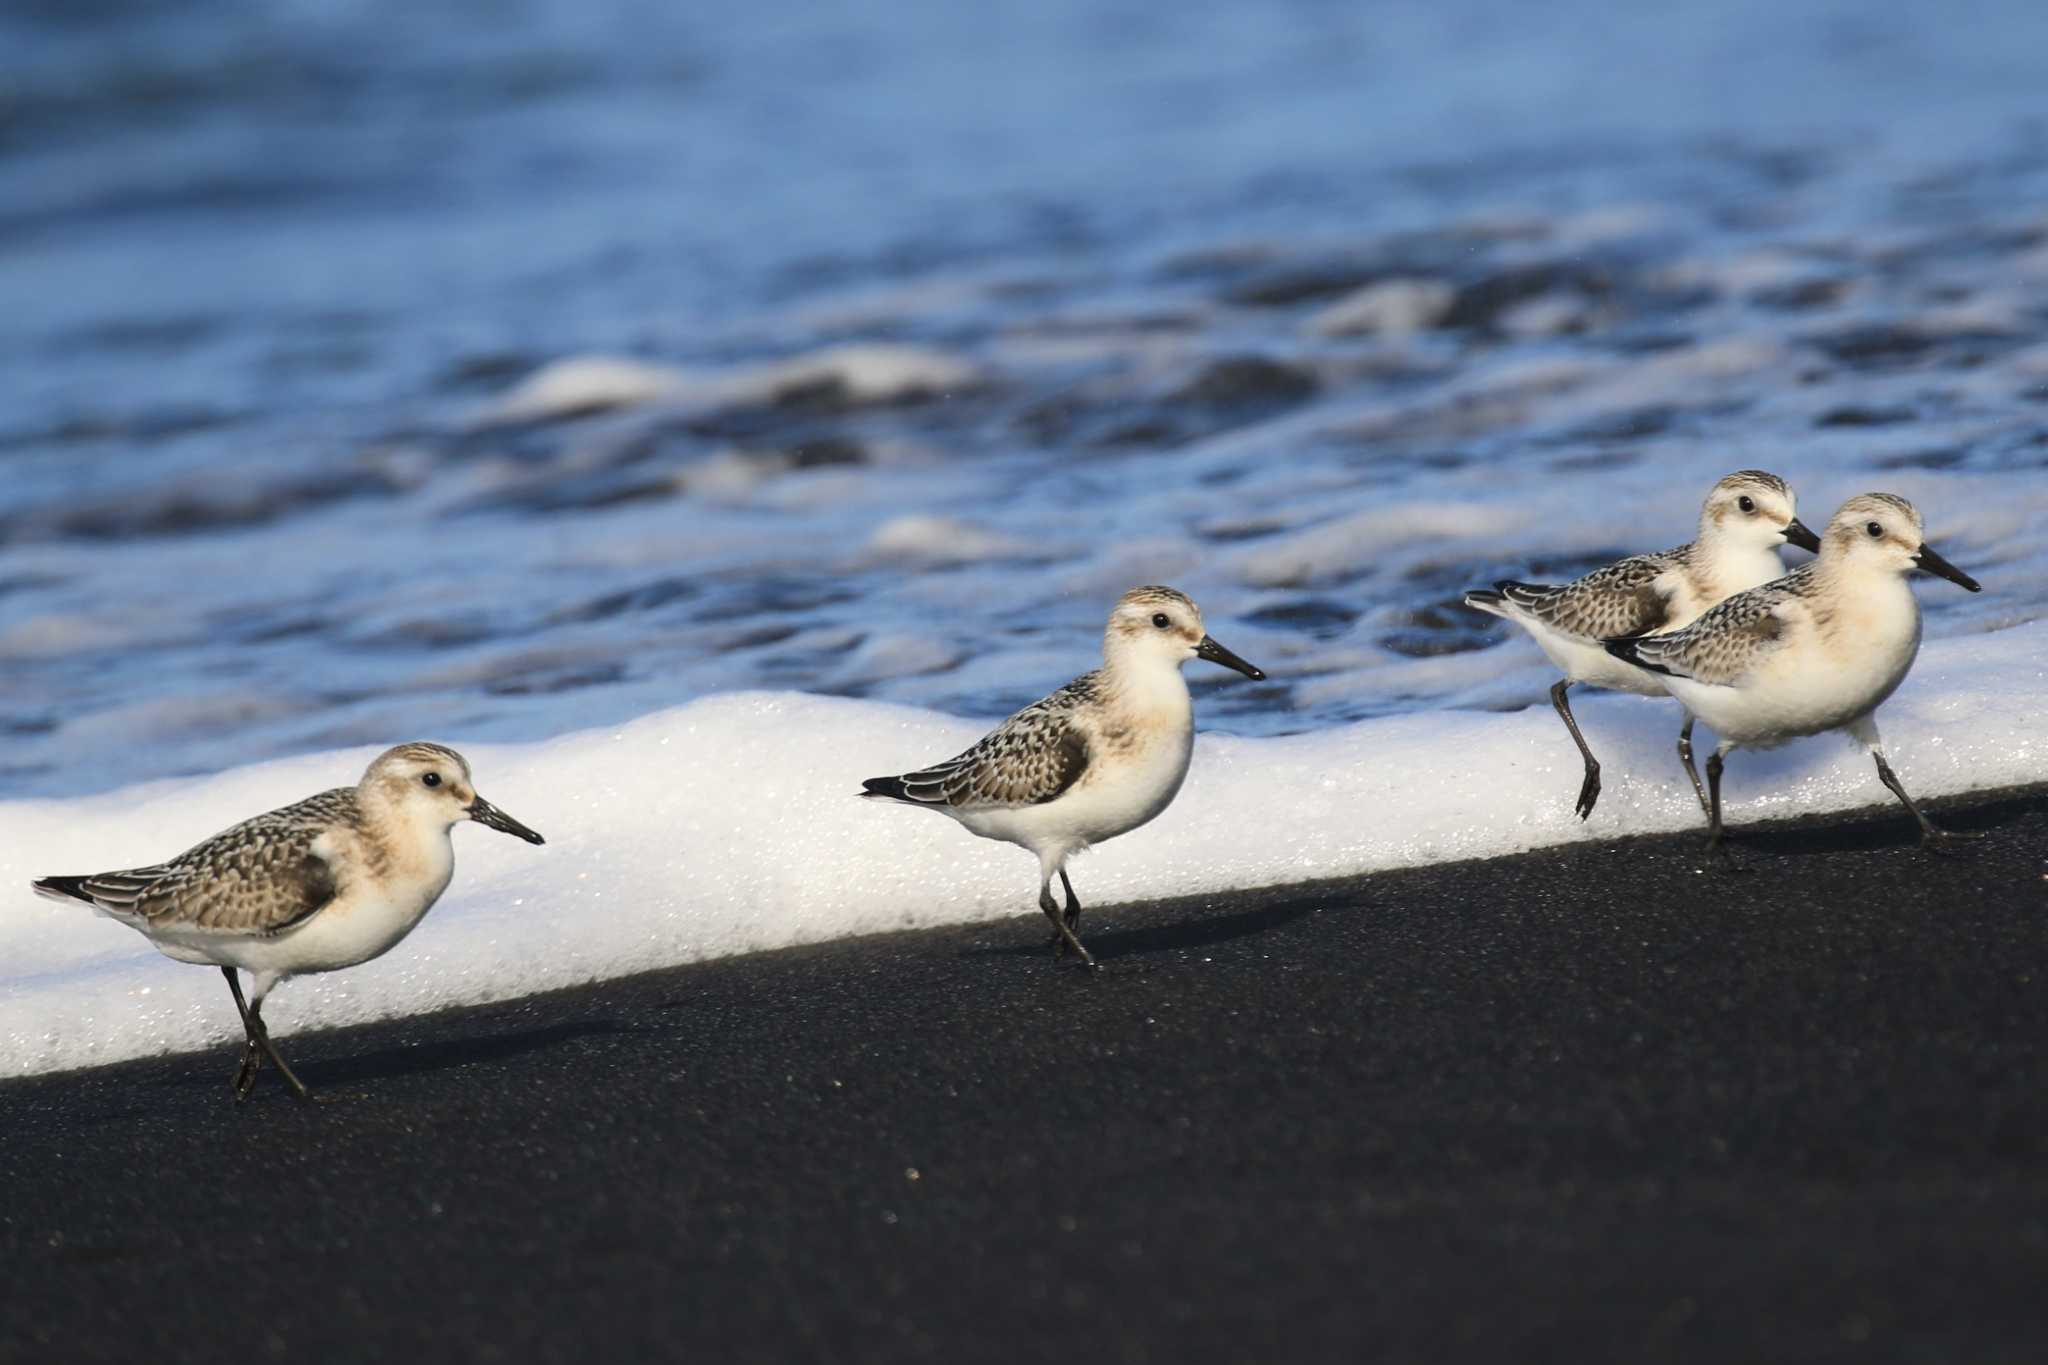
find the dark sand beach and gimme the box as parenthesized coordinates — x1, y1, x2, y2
(6, 785, 2048, 1364)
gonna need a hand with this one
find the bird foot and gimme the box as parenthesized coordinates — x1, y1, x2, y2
(232, 1043, 264, 1102)
(1574, 776, 1601, 821)
(1699, 840, 1747, 875)
(1047, 934, 1096, 967)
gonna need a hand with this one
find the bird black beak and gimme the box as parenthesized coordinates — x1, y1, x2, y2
(1912, 542, 1980, 593)
(1195, 635, 1265, 680)
(1782, 517, 1822, 553)
(468, 796, 546, 844)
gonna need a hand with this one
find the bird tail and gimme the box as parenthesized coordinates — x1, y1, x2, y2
(1462, 580, 1550, 620)
(1601, 635, 1676, 677)
(859, 775, 912, 801)
(31, 875, 94, 906)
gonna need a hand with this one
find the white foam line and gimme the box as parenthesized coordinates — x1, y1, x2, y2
(2, 621, 2043, 1080)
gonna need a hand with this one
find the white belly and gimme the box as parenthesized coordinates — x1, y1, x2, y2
(957, 724, 1194, 859)
(1671, 611, 1921, 748)
(1524, 620, 1672, 697)
(147, 860, 455, 980)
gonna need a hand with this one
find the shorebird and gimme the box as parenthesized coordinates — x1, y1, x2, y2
(31, 742, 545, 1102)
(1603, 493, 1982, 852)
(859, 586, 1265, 966)
(1464, 470, 1820, 818)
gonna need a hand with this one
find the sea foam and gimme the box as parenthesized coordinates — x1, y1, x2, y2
(3, 619, 2042, 1080)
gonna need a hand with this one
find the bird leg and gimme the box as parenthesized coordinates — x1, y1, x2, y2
(1038, 879, 1095, 967)
(1873, 752, 1981, 849)
(1702, 751, 1743, 872)
(223, 967, 312, 1103)
(1676, 716, 1711, 818)
(224, 968, 265, 1100)
(1548, 680, 1602, 820)
(1058, 869, 1082, 938)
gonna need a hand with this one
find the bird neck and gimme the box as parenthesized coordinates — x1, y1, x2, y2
(1808, 553, 1920, 646)
(355, 788, 457, 858)
(1098, 652, 1193, 727)
(1691, 527, 1788, 601)
(1810, 546, 1903, 591)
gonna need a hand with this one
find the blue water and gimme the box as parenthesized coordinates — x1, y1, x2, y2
(4, 0, 2047, 797)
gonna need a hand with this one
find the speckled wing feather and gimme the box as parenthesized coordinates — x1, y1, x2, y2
(1606, 567, 1811, 685)
(38, 788, 356, 936)
(1496, 546, 1688, 641)
(865, 674, 1096, 810)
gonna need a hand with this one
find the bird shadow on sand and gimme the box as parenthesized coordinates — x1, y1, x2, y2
(154, 1017, 670, 1092)
(306, 1018, 675, 1087)
(1677, 787, 2044, 864)
(957, 896, 1322, 965)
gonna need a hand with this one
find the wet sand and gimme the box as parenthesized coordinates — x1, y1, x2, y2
(5, 784, 2048, 1363)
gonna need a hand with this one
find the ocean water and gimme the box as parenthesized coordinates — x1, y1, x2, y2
(4, 0, 2048, 1075)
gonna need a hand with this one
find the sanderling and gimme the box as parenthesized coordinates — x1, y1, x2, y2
(1604, 493, 1982, 852)
(1464, 471, 1820, 819)
(31, 742, 545, 1102)
(859, 586, 1265, 966)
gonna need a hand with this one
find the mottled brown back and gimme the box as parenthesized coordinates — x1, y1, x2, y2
(1615, 564, 1814, 685)
(36, 787, 357, 936)
(865, 674, 1098, 810)
(1497, 545, 1690, 640)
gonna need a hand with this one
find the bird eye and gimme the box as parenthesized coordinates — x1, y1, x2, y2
(1865, 521, 1884, 539)
(421, 772, 442, 788)
(1737, 495, 1756, 513)
(1151, 613, 1171, 629)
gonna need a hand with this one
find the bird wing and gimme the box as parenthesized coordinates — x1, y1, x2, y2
(34, 788, 355, 936)
(865, 674, 1096, 810)
(1494, 548, 1685, 641)
(1604, 570, 1809, 686)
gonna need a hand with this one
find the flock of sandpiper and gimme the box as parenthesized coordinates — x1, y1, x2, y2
(28, 475, 1981, 1101)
